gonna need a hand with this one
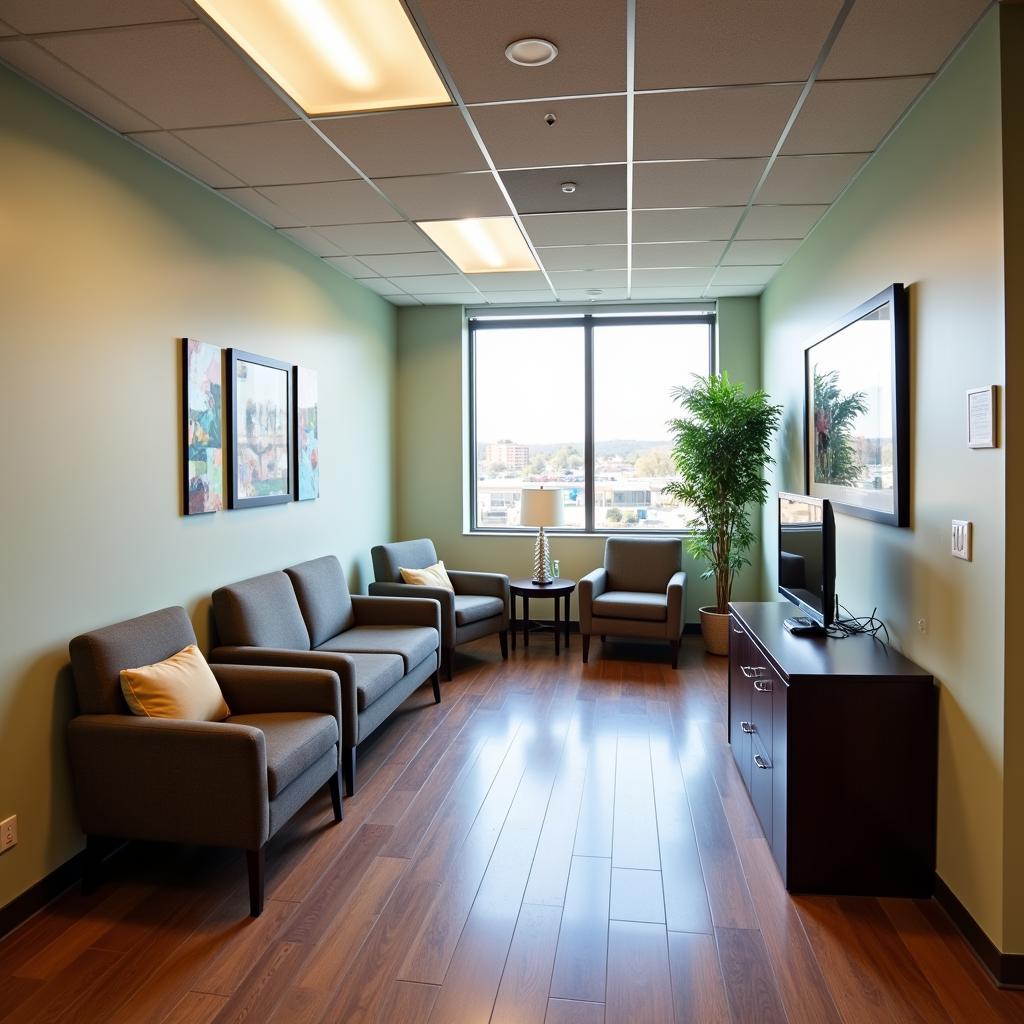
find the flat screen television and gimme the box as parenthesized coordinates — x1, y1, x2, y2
(778, 492, 835, 633)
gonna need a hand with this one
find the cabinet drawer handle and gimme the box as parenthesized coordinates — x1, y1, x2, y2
(752, 679, 773, 693)
(732, 627, 744, 635)
(740, 721, 755, 734)
(740, 665, 767, 679)
(754, 753, 771, 770)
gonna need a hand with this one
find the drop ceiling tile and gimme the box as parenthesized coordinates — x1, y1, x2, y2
(472, 96, 627, 169)
(174, 121, 357, 186)
(537, 245, 627, 272)
(634, 159, 766, 208)
(712, 265, 780, 285)
(722, 240, 801, 265)
(415, 293, 483, 305)
(414, 0, 626, 102)
(737, 204, 827, 240)
(390, 274, 475, 294)
(360, 279, 407, 296)
(316, 221, 434, 255)
(522, 212, 627, 246)
(257, 180, 402, 225)
(361, 252, 455, 277)
(634, 85, 800, 160)
(37, 22, 293, 129)
(636, 0, 843, 89)
(0, 18, 15, 34)
(557, 288, 628, 301)
(481, 291, 558, 304)
(277, 227, 345, 257)
(548, 270, 626, 289)
(821, 0, 988, 79)
(631, 268, 714, 288)
(707, 285, 765, 297)
(0, 0, 194, 33)
(217, 187, 302, 227)
(466, 271, 551, 292)
(630, 286, 706, 300)
(757, 153, 868, 204)
(323, 256, 378, 278)
(0, 38, 157, 132)
(632, 241, 727, 268)
(502, 165, 626, 214)
(375, 172, 509, 220)
(632, 207, 743, 242)
(316, 107, 485, 177)
(782, 78, 929, 155)
(127, 130, 243, 187)
(388, 295, 423, 305)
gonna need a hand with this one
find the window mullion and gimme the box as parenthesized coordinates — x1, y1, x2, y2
(584, 315, 595, 533)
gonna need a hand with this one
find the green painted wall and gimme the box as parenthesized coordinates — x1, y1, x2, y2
(395, 298, 764, 623)
(0, 67, 396, 910)
(761, 11, 1010, 948)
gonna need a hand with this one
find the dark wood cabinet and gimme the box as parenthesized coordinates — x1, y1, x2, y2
(728, 601, 938, 897)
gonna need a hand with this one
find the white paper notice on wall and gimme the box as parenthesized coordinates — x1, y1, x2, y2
(967, 385, 997, 448)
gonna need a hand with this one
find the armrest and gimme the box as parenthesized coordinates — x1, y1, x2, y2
(447, 570, 510, 603)
(210, 663, 341, 720)
(666, 570, 688, 639)
(367, 583, 454, 644)
(577, 568, 609, 634)
(351, 594, 442, 635)
(67, 715, 268, 850)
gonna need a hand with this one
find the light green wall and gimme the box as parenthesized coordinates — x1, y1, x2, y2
(395, 298, 764, 622)
(761, 11, 1009, 948)
(0, 67, 396, 909)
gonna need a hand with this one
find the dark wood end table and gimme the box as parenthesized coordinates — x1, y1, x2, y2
(509, 578, 576, 655)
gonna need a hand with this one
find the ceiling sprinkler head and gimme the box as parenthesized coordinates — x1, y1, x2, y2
(544, 112, 557, 126)
(560, 181, 577, 194)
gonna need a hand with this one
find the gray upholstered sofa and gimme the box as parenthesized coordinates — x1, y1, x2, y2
(370, 538, 509, 679)
(210, 555, 441, 796)
(578, 537, 688, 668)
(67, 605, 343, 917)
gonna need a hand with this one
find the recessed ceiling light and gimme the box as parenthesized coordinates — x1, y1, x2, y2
(505, 37, 558, 67)
(194, 0, 450, 115)
(417, 217, 538, 274)
(560, 181, 577, 194)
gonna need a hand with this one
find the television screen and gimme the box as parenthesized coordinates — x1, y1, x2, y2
(778, 492, 835, 627)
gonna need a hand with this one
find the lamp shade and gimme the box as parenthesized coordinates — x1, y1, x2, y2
(520, 487, 563, 528)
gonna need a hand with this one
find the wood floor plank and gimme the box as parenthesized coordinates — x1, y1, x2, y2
(667, 931, 730, 1024)
(207, 940, 305, 1024)
(549, 856, 612, 1003)
(716, 926, 788, 1024)
(158, 991, 228, 1024)
(611, 726, 660, 871)
(609, 869, 665, 925)
(546, 998, 606, 1024)
(490, 904, 562, 1024)
(573, 731, 616, 858)
(0, 976, 42, 1023)
(5, 946, 121, 1024)
(605, 921, 674, 1024)
(378, 980, 439, 1022)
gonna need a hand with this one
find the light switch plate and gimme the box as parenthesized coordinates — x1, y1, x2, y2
(0, 815, 16, 852)
(952, 520, 972, 561)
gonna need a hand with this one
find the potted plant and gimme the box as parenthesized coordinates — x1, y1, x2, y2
(664, 373, 782, 655)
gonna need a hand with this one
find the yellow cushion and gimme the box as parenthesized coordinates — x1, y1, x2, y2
(120, 644, 230, 722)
(399, 559, 454, 591)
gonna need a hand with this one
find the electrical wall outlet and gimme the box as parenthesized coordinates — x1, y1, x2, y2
(0, 815, 16, 853)
(952, 520, 972, 561)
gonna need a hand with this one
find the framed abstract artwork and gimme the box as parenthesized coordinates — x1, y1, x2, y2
(804, 284, 909, 527)
(294, 365, 320, 501)
(227, 349, 293, 509)
(182, 338, 223, 515)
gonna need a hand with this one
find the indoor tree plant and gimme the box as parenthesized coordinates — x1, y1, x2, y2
(664, 373, 782, 655)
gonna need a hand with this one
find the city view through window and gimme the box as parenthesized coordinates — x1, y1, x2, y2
(472, 315, 714, 532)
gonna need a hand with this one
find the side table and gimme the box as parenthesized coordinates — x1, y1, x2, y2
(509, 578, 576, 655)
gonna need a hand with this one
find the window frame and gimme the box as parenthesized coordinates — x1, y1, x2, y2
(468, 311, 717, 536)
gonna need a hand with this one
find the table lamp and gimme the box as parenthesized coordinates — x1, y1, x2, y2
(520, 486, 563, 584)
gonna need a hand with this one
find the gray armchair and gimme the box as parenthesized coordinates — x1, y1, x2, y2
(67, 606, 343, 918)
(579, 537, 688, 668)
(370, 539, 509, 679)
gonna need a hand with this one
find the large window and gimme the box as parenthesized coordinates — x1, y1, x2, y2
(470, 312, 715, 533)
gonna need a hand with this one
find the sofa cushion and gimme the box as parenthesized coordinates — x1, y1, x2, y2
(285, 556, 355, 648)
(227, 711, 338, 798)
(342, 653, 406, 711)
(316, 625, 438, 673)
(605, 537, 681, 593)
(592, 591, 668, 622)
(454, 594, 504, 627)
(212, 571, 310, 650)
(371, 539, 439, 584)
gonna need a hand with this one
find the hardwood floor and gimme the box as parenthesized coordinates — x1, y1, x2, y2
(1, 637, 1022, 1023)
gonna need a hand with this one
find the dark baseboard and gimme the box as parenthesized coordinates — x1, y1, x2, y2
(519, 620, 702, 636)
(0, 847, 85, 942)
(934, 874, 1024, 988)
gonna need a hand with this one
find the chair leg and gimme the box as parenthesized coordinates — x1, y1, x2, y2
(582, 634, 591, 663)
(328, 768, 344, 823)
(669, 639, 680, 670)
(81, 834, 104, 896)
(446, 647, 455, 681)
(601, 635, 607, 642)
(343, 746, 356, 797)
(499, 630, 509, 660)
(432, 670, 442, 704)
(247, 847, 265, 918)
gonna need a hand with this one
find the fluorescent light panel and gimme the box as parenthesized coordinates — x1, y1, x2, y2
(418, 218, 538, 274)
(194, 0, 450, 115)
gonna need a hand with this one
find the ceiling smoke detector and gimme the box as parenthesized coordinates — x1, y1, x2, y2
(505, 37, 559, 67)
(560, 181, 577, 194)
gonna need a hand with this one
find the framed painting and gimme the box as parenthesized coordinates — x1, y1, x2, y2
(804, 284, 909, 527)
(227, 349, 293, 509)
(294, 366, 319, 500)
(182, 338, 223, 515)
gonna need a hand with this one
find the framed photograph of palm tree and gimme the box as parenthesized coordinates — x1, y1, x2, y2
(226, 349, 293, 509)
(804, 284, 909, 527)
